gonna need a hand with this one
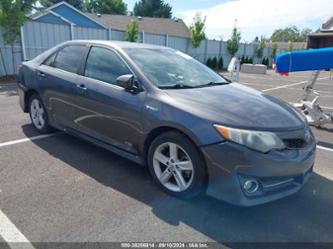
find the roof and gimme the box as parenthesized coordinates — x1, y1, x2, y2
(64, 40, 173, 49)
(322, 16, 333, 29)
(33, 40, 173, 64)
(28, 1, 106, 28)
(86, 13, 190, 38)
(308, 31, 333, 37)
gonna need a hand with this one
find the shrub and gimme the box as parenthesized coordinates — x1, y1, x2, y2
(262, 57, 269, 66)
(248, 57, 253, 64)
(211, 57, 218, 69)
(240, 56, 245, 65)
(206, 58, 212, 68)
(218, 56, 224, 70)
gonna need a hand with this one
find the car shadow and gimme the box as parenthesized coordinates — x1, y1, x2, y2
(22, 124, 333, 244)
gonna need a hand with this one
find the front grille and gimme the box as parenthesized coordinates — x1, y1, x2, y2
(283, 138, 307, 149)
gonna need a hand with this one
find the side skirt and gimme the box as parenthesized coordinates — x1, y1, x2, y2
(51, 123, 144, 166)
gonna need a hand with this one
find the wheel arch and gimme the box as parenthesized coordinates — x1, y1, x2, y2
(142, 125, 203, 165)
(24, 89, 39, 112)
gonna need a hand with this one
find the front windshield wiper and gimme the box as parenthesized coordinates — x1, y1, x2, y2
(196, 81, 230, 88)
(159, 83, 195, 89)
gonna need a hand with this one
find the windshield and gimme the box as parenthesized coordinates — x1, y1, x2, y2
(124, 48, 228, 88)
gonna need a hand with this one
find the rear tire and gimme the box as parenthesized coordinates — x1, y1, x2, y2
(28, 94, 52, 134)
(147, 131, 207, 198)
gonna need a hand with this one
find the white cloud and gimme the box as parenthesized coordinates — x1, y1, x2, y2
(177, 0, 333, 42)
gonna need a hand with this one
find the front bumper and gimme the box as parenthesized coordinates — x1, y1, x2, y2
(201, 135, 316, 206)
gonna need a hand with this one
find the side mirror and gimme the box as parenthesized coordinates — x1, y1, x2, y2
(116, 74, 135, 90)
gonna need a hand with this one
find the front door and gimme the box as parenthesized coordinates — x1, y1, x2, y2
(72, 46, 146, 155)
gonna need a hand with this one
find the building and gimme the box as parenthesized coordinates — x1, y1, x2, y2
(29, 1, 189, 38)
(86, 13, 190, 38)
(307, 17, 333, 48)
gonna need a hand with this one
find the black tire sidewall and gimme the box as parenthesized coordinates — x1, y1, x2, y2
(147, 131, 207, 198)
(29, 94, 51, 134)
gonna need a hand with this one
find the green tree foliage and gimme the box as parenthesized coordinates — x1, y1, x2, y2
(271, 43, 278, 58)
(257, 36, 266, 59)
(227, 27, 241, 56)
(0, 0, 35, 72)
(218, 56, 223, 70)
(21, 0, 37, 12)
(125, 20, 139, 42)
(83, 0, 127, 15)
(41, 0, 83, 10)
(133, 0, 172, 18)
(0, 0, 24, 44)
(270, 26, 312, 42)
(189, 13, 206, 48)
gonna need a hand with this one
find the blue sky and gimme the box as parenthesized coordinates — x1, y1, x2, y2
(126, 0, 332, 42)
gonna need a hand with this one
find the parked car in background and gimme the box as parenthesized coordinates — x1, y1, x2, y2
(17, 41, 316, 206)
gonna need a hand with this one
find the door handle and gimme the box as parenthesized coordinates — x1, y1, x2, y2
(38, 71, 46, 77)
(76, 84, 87, 90)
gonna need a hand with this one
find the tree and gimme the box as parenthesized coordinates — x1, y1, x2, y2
(83, 0, 127, 15)
(288, 42, 294, 51)
(21, 0, 37, 12)
(40, 0, 83, 10)
(189, 13, 206, 48)
(125, 20, 139, 42)
(218, 57, 223, 70)
(0, 0, 29, 71)
(270, 26, 312, 42)
(257, 36, 265, 59)
(227, 27, 241, 57)
(271, 43, 278, 58)
(299, 28, 312, 42)
(133, 0, 172, 18)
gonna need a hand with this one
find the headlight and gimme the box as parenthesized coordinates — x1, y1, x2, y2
(214, 124, 286, 153)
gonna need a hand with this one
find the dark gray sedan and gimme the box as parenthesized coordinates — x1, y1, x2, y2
(17, 40, 316, 206)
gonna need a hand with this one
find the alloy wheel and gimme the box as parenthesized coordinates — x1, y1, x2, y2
(30, 98, 46, 129)
(152, 142, 194, 192)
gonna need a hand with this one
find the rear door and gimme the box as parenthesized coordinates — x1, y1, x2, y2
(36, 45, 87, 128)
(73, 46, 146, 154)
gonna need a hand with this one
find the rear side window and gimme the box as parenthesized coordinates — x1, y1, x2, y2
(53, 45, 86, 73)
(84, 46, 131, 85)
(43, 53, 57, 66)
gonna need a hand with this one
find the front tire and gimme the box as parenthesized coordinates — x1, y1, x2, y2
(29, 94, 51, 134)
(147, 131, 207, 198)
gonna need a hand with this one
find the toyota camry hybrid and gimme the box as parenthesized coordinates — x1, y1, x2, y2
(17, 40, 316, 206)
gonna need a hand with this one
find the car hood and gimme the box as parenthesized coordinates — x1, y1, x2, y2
(163, 83, 305, 131)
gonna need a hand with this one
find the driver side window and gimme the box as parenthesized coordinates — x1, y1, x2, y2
(84, 46, 131, 85)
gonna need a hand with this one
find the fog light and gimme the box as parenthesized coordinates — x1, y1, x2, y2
(243, 179, 259, 194)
